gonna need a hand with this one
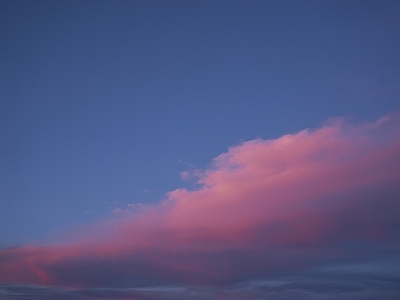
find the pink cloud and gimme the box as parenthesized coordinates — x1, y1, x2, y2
(1, 113, 400, 288)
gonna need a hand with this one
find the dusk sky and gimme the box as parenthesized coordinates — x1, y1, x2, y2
(1, 1, 400, 299)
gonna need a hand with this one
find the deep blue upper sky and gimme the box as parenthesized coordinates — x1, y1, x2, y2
(1, 0, 399, 246)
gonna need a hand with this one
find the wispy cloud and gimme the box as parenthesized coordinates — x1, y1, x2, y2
(1, 114, 400, 293)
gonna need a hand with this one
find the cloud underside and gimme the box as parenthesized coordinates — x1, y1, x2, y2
(1, 114, 400, 298)
(1, 267, 400, 300)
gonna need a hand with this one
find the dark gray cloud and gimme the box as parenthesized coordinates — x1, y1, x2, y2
(2, 257, 400, 300)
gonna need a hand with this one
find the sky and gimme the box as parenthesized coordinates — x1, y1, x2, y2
(0, 1, 400, 299)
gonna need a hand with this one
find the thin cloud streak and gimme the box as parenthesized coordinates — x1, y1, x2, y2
(1, 113, 400, 289)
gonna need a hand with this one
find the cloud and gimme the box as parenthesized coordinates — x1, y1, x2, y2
(1, 258, 400, 300)
(1, 113, 400, 292)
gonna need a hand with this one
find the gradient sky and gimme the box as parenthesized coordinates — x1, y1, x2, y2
(1, 1, 400, 299)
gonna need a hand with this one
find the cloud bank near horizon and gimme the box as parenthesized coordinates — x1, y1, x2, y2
(1, 113, 400, 295)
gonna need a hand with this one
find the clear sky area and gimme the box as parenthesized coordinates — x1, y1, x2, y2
(1, 1, 400, 299)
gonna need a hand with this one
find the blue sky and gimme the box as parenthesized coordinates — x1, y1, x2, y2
(1, 1, 400, 299)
